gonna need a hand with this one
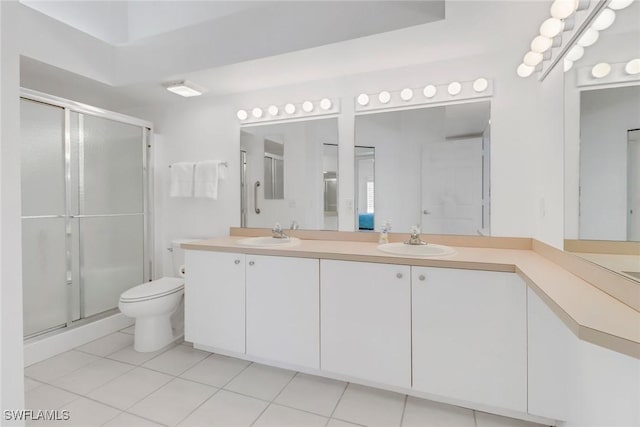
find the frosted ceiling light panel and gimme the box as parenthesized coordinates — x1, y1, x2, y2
(517, 63, 535, 77)
(357, 94, 370, 106)
(577, 28, 599, 47)
(400, 88, 413, 101)
(378, 91, 391, 104)
(566, 45, 584, 61)
(302, 101, 314, 112)
(540, 18, 565, 38)
(267, 105, 279, 116)
(625, 58, 640, 75)
(531, 36, 553, 53)
(591, 62, 611, 78)
(320, 98, 332, 110)
(423, 85, 437, 98)
(164, 80, 206, 97)
(285, 103, 296, 114)
(591, 8, 616, 31)
(252, 108, 263, 119)
(473, 78, 489, 92)
(237, 110, 248, 120)
(608, 0, 634, 10)
(524, 51, 544, 66)
(447, 82, 462, 96)
(550, 0, 578, 19)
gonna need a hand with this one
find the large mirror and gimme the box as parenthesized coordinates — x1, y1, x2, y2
(240, 118, 339, 230)
(564, 1, 640, 282)
(354, 101, 491, 235)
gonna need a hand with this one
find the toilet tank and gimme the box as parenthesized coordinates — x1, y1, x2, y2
(170, 239, 201, 277)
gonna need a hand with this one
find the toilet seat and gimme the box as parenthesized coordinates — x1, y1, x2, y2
(120, 277, 184, 303)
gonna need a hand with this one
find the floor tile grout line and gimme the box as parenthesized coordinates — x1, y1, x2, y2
(327, 381, 349, 420)
(169, 384, 222, 427)
(473, 410, 478, 427)
(270, 370, 299, 403)
(399, 394, 408, 427)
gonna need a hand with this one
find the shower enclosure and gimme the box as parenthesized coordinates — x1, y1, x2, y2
(20, 90, 152, 338)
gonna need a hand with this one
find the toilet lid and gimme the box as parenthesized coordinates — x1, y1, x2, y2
(120, 277, 184, 302)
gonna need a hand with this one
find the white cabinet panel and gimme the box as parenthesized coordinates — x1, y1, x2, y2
(321, 260, 411, 388)
(246, 255, 319, 369)
(185, 250, 245, 353)
(527, 287, 573, 420)
(412, 267, 526, 412)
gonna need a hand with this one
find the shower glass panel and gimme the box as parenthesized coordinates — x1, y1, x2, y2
(20, 95, 150, 338)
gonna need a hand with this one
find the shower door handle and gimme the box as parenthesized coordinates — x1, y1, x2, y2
(254, 181, 261, 214)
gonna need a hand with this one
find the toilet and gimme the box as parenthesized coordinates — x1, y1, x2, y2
(118, 239, 192, 352)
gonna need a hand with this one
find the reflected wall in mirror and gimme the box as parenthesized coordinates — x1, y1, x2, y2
(240, 118, 339, 230)
(354, 101, 491, 235)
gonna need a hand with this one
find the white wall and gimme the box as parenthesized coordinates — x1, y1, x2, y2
(579, 86, 640, 240)
(1, 0, 25, 418)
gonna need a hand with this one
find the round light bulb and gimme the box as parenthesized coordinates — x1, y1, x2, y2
(267, 105, 279, 116)
(591, 62, 611, 78)
(530, 35, 553, 53)
(473, 78, 489, 92)
(540, 18, 565, 38)
(319, 98, 332, 110)
(423, 85, 437, 98)
(447, 82, 462, 96)
(625, 58, 640, 75)
(284, 103, 296, 114)
(591, 8, 616, 31)
(566, 45, 584, 62)
(357, 93, 370, 106)
(608, 0, 634, 10)
(236, 109, 248, 120)
(378, 91, 391, 104)
(400, 88, 413, 101)
(517, 63, 535, 77)
(523, 51, 544, 67)
(550, 0, 578, 19)
(564, 59, 574, 72)
(577, 28, 599, 47)
(302, 101, 314, 112)
(251, 107, 263, 119)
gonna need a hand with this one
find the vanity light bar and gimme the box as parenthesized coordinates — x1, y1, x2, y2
(354, 78, 493, 113)
(236, 97, 340, 124)
(575, 58, 640, 87)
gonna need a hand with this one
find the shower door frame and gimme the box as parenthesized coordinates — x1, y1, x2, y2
(20, 88, 154, 338)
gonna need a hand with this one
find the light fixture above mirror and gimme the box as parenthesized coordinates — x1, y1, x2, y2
(237, 97, 340, 125)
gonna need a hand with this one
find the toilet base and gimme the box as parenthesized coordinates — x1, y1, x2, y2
(133, 314, 175, 352)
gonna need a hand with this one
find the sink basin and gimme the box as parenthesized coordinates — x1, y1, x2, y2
(377, 242, 456, 257)
(236, 236, 301, 247)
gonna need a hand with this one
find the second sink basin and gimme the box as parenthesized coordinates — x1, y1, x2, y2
(377, 242, 456, 257)
(237, 236, 301, 247)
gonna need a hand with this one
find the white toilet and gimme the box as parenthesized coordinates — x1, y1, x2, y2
(119, 239, 192, 352)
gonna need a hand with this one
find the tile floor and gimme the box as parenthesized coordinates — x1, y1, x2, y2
(24, 330, 549, 427)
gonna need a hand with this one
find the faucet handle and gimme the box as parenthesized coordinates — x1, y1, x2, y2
(410, 225, 421, 236)
(273, 222, 282, 232)
(290, 220, 299, 230)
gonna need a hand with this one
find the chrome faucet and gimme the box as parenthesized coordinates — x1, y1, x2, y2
(405, 225, 427, 245)
(290, 220, 299, 230)
(272, 222, 288, 239)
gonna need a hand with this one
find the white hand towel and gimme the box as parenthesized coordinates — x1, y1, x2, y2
(194, 161, 226, 199)
(169, 162, 195, 197)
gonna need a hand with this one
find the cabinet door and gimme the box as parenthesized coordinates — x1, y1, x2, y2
(412, 267, 526, 412)
(185, 250, 245, 353)
(246, 255, 319, 369)
(321, 260, 411, 388)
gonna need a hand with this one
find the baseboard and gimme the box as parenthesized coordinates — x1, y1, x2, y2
(24, 313, 134, 367)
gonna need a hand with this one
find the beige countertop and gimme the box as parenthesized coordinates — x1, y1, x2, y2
(182, 234, 640, 358)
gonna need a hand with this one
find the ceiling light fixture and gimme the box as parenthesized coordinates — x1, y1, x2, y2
(163, 80, 206, 97)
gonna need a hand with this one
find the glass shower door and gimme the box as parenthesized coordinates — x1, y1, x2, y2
(76, 114, 145, 318)
(20, 99, 68, 336)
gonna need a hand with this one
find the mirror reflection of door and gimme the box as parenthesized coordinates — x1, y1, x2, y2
(323, 143, 339, 230)
(628, 129, 640, 241)
(355, 146, 375, 231)
(264, 137, 284, 200)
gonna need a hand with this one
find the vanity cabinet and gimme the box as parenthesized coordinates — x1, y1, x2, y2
(411, 266, 527, 413)
(185, 250, 246, 353)
(245, 255, 319, 369)
(320, 260, 411, 388)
